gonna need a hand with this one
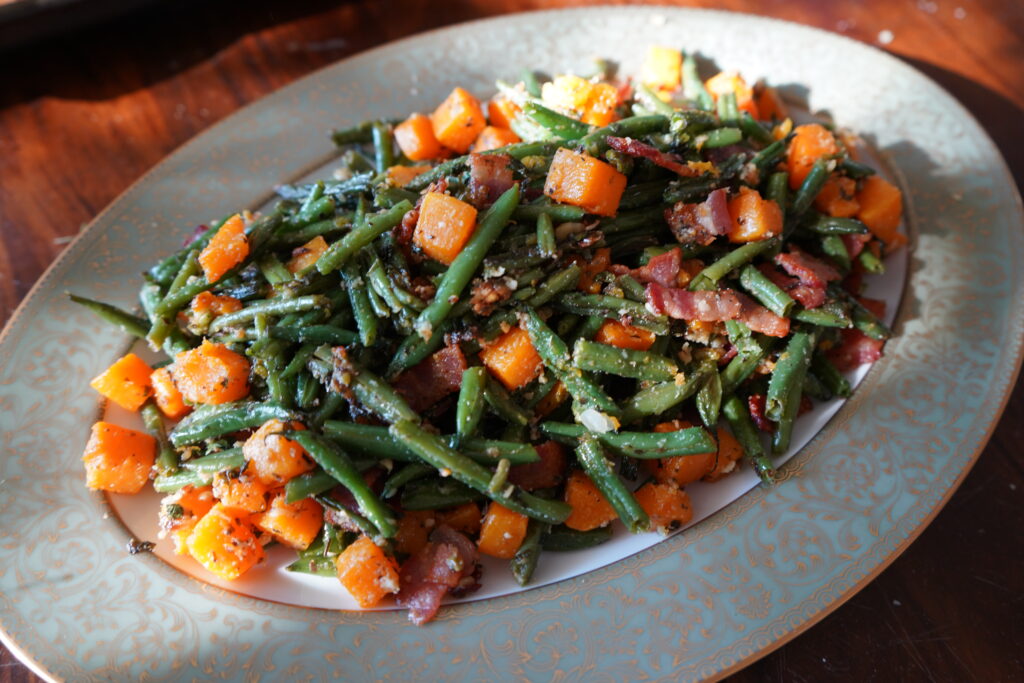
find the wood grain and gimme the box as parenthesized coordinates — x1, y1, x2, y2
(0, 1, 1021, 680)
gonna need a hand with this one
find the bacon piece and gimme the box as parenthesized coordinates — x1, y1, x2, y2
(470, 277, 514, 316)
(467, 153, 514, 208)
(827, 329, 884, 371)
(609, 247, 681, 287)
(735, 292, 791, 337)
(840, 232, 871, 259)
(646, 282, 743, 322)
(775, 245, 841, 288)
(748, 394, 773, 432)
(509, 441, 568, 491)
(396, 525, 480, 625)
(605, 136, 703, 177)
(665, 189, 731, 246)
(392, 345, 468, 413)
(758, 263, 827, 309)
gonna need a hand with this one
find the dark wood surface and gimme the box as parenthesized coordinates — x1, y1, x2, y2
(1, 1, 1021, 680)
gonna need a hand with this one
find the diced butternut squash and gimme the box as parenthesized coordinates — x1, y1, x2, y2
(477, 503, 529, 559)
(786, 124, 839, 189)
(534, 380, 568, 418)
(242, 419, 314, 486)
(394, 509, 437, 556)
(634, 482, 693, 532)
(643, 420, 716, 486)
(642, 45, 682, 91)
(172, 339, 250, 405)
(385, 164, 431, 188)
(542, 74, 595, 111)
(89, 352, 153, 411)
(151, 367, 191, 420)
(544, 148, 627, 217)
(581, 82, 619, 126)
(576, 247, 611, 293)
(814, 176, 860, 218)
(471, 126, 520, 153)
(705, 427, 743, 482)
(564, 469, 617, 531)
(594, 319, 656, 351)
(82, 421, 156, 494)
(437, 502, 482, 538)
(395, 113, 445, 162)
(413, 192, 479, 265)
(212, 463, 270, 513)
(254, 493, 323, 550)
(189, 291, 243, 316)
(705, 71, 758, 118)
(335, 536, 401, 608)
(856, 175, 904, 245)
(489, 96, 521, 129)
(286, 236, 329, 274)
(755, 85, 788, 122)
(198, 213, 248, 283)
(431, 87, 487, 154)
(727, 186, 783, 243)
(186, 503, 265, 580)
(479, 326, 543, 390)
(161, 484, 215, 554)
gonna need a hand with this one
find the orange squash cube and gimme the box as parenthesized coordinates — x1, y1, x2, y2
(477, 502, 529, 559)
(814, 176, 860, 218)
(335, 536, 401, 608)
(385, 164, 431, 188)
(755, 85, 788, 122)
(150, 366, 190, 420)
(286, 236, 329, 275)
(431, 87, 487, 154)
(727, 186, 783, 243)
(641, 45, 682, 91)
(89, 352, 153, 411)
(634, 481, 693, 532)
(856, 175, 904, 245)
(394, 510, 437, 556)
(394, 113, 446, 162)
(186, 503, 265, 580)
(172, 339, 250, 405)
(82, 421, 156, 494)
(487, 96, 521, 129)
(594, 319, 656, 351)
(212, 463, 270, 513)
(534, 380, 568, 419)
(786, 124, 839, 189)
(198, 213, 249, 283)
(413, 192, 479, 264)
(643, 420, 716, 486)
(189, 291, 243, 316)
(705, 427, 744, 482)
(160, 484, 215, 554)
(254, 493, 323, 550)
(479, 326, 543, 390)
(563, 469, 617, 531)
(437, 502, 482, 538)
(544, 148, 627, 217)
(581, 82, 619, 127)
(243, 419, 314, 486)
(471, 126, 520, 153)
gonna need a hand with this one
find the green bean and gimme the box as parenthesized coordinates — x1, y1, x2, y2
(371, 121, 394, 174)
(69, 294, 149, 339)
(791, 302, 852, 328)
(790, 158, 831, 218)
(513, 203, 586, 223)
(572, 338, 678, 382)
(311, 391, 346, 428)
(182, 447, 245, 474)
(267, 324, 358, 345)
(315, 200, 413, 275)
(839, 158, 875, 179)
(521, 102, 590, 140)
(541, 524, 614, 551)
(554, 293, 669, 335)
(526, 265, 582, 308)
(802, 371, 832, 402)
(286, 524, 346, 576)
(577, 115, 669, 157)
(700, 127, 742, 149)
(141, 403, 178, 475)
(739, 112, 774, 145)
(575, 434, 649, 533)
(808, 215, 869, 235)
(330, 120, 377, 146)
(739, 264, 795, 317)
(285, 470, 337, 503)
(389, 419, 572, 524)
(149, 249, 200, 348)
(765, 329, 815, 424)
(536, 211, 557, 258)
(511, 519, 546, 585)
(139, 283, 191, 355)
(375, 186, 418, 210)
(294, 370, 319, 410)
(635, 82, 676, 116)
(663, 176, 718, 204)
(349, 364, 420, 424)
(153, 469, 206, 493)
(771, 364, 805, 458)
(207, 295, 329, 333)
(811, 351, 852, 398)
(456, 367, 488, 443)
(600, 204, 667, 234)
(288, 431, 397, 538)
(722, 395, 774, 485)
(820, 234, 851, 272)
(521, 307, 620, 417)
(682, 53, 714, 110)
(541, 422, 716, 458)
(258, 253, 293, 284)
(321, 421, 540, 465)
(315, 494, 381, 540)
(717, 91, 739, 125)
(618, 363, 712, 424)
(169, 401, 295, 447)
(765, 171, 789, 226)
(483, 376, 533, 427)
(696, 358, 723, 428)
(277, 174, 374, 202)
(382, 462, 433, 499)
(520, 68, 542, 97)
(720, 336, 770, 396)
(620, 180, 671, 211)
(401, 477, 483, 510)
(752, 140, 787, 174)
(391, 185, 519, 372)
(857, 248, 885, 274)
(691, 238, 779, 288)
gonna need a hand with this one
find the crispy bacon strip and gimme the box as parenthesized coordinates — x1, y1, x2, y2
(665, 188, 731, 246)
(610, 247, 682, 287)
(645, 282, 743, 321)
(396, 525, 480, 625)
(392, 345, 467, 413)
(775, 245, 841, 288)
(606, 136, 703, 177)
(735, 292, 791, 338)
(758, 263, 827, 310)
(467, 153, 514, 208)
(508, 441, 568, 491)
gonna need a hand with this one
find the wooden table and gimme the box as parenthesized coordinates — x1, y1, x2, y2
(1, 1, 1021, 680)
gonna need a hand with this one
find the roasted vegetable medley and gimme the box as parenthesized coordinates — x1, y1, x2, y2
(76, 46, 904, 624)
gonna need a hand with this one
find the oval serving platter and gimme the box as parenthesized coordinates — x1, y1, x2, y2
(0, 7, 1021, 681)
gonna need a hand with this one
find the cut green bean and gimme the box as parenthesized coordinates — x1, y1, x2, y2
(541, 422, 716, 458)
(700, 127, 742, 149)
(322, 421, 540, 465)
(811, 351, 852, 398)
(739, 264, 795, 317)
(790, 158, 831, 218)
(572, 338, 678, 382)
(722, 395, 774, 485)
(169, 401, 295, 447)
(141, 403, 178, 475)
(182, 447, 245, 474)
(575, 434, 649, 533)
(541, 524, 614, 551)
(536, 211, 557, 258)
(315, 200, 413, 274)
(285, 470, 338, 503)
(511, 519, 546, 585)
(69, 294, 149, 339)
(618, 364, 713, 425)
(456, 367, 488, 443)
